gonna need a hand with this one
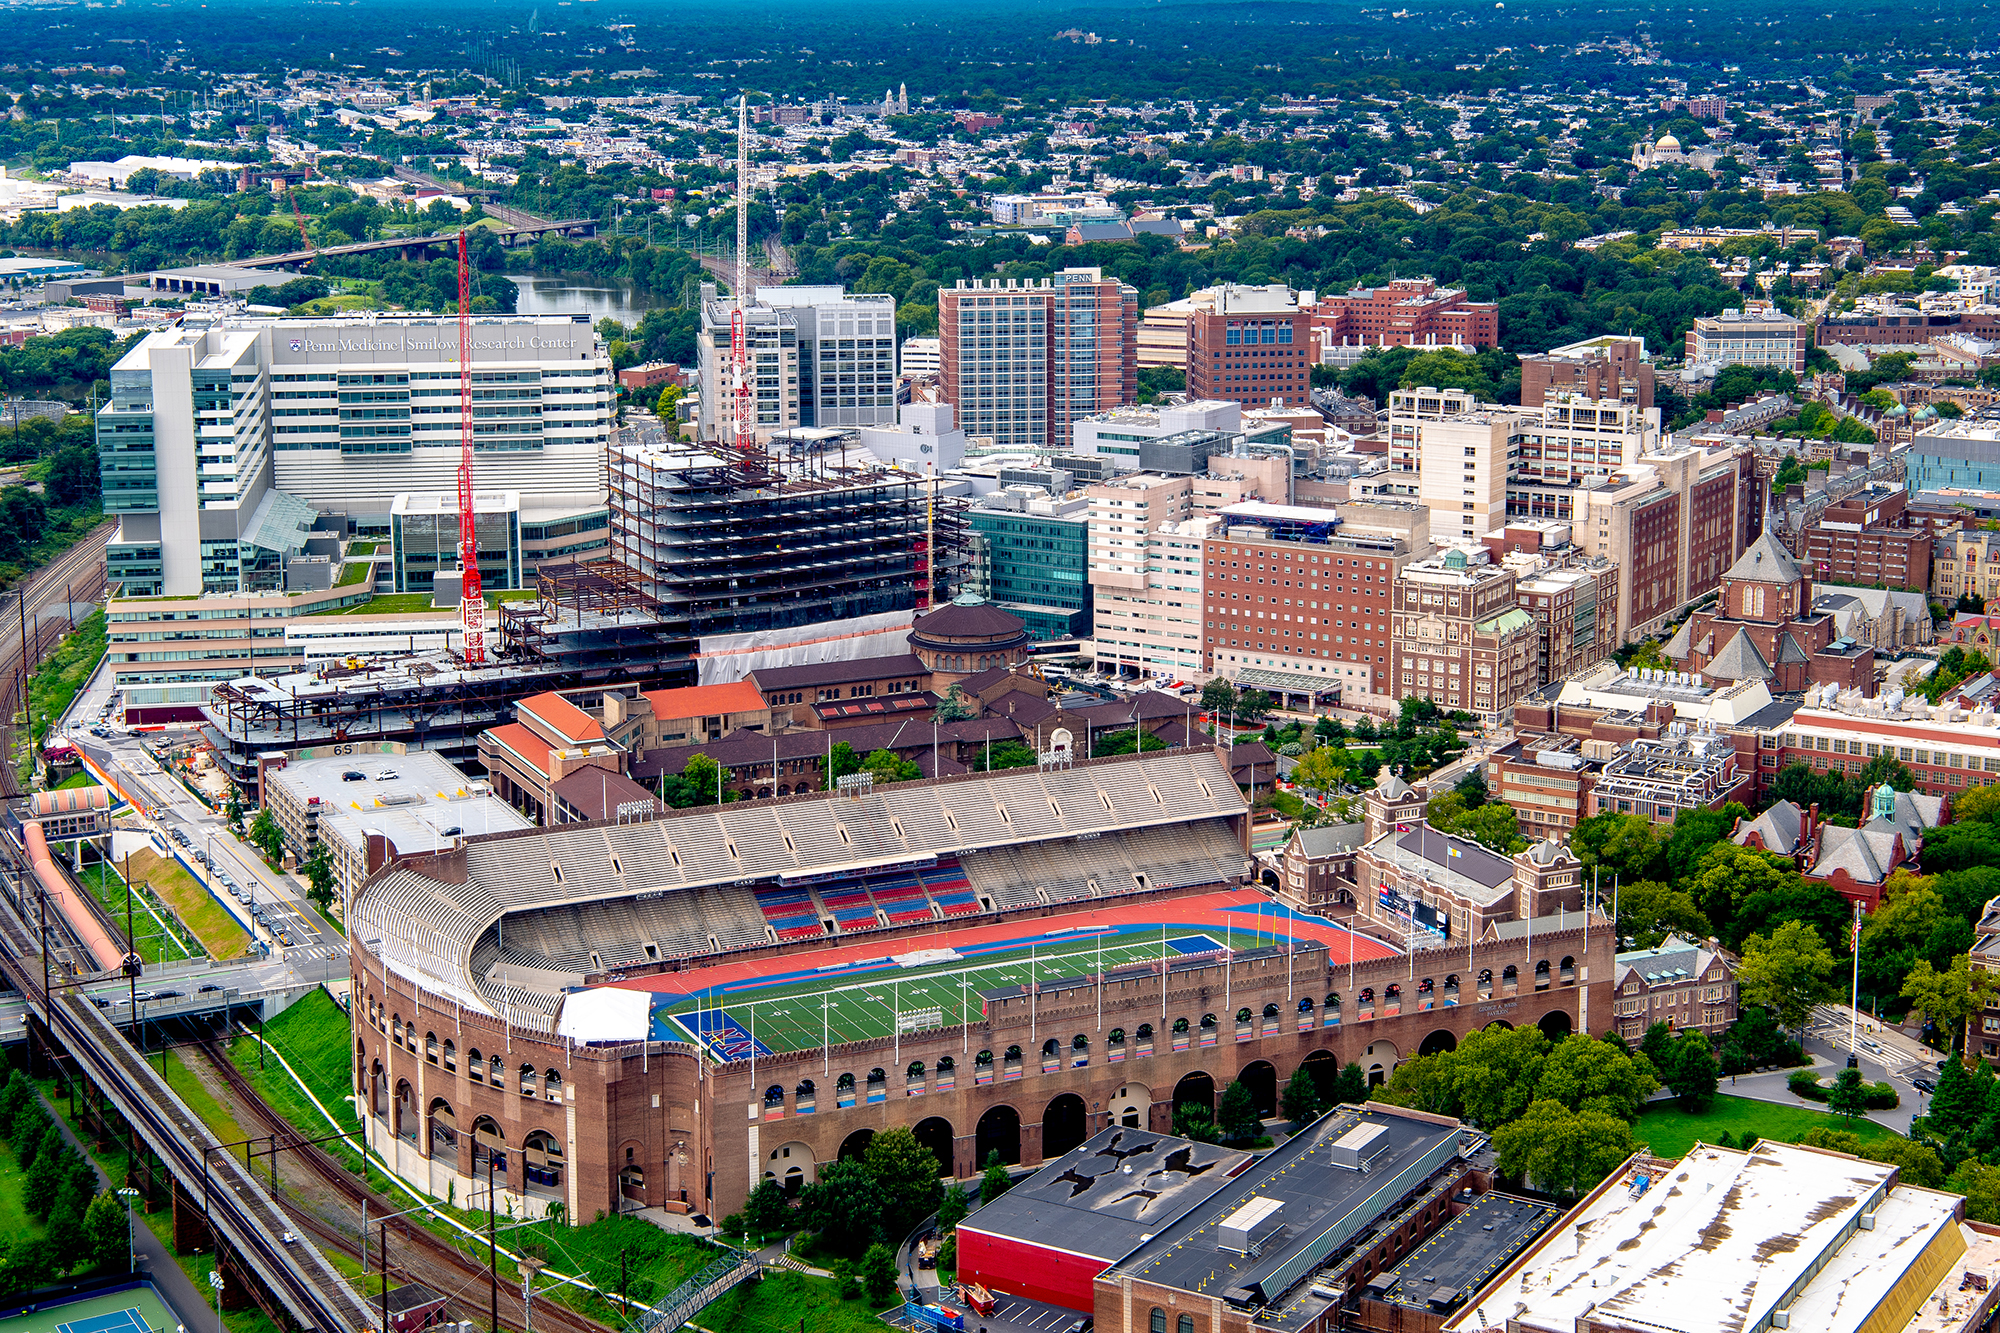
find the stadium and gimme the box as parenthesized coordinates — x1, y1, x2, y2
(348, 746, 1610, 1224)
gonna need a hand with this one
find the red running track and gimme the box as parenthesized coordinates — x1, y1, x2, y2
(606, 886, 1398, 1003)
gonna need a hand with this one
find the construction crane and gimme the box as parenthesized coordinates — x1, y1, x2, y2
(731, 93, 753, 451)
(456, 231, 485, 665)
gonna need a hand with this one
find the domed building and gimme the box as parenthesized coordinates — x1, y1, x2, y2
(907, 593, 1031, 687)
(1630, 129, 1723, 172)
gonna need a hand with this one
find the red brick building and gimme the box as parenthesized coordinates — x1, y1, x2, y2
(1186, 285, 1314, 410)
(1306, 278, 1499, 355)
(1664, 531, 1877, 695)
(1801, 486, 1947, 593)
(1519, 337, 1654, 411)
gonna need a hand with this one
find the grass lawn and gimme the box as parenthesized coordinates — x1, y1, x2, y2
(509, 1213, 719, 1322)
(346, 541, 380, 556)
(231, 990, 355, 1122)
(74, 861, 199, 965)
(21, 611, 105, 781)
(335, 559, 372, 587)
(698, 1267, 901, 1333)
(1636, 1094, 1903, 1158)
(121, 848, 250, 959)
(308, 589, 541, 616)
(0, 1138, 46, 1248)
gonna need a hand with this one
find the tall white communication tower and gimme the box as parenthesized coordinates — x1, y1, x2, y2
(730, 93, 753, 449)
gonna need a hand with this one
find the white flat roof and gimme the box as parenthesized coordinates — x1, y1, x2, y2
(1444, 1143, 1896, 1333)
(269, 749, 532, 859)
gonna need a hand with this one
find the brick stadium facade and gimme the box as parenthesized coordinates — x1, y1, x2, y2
(352, 922, 1612, 1224)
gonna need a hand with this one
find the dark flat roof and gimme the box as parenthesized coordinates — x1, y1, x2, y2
(959, 1128, 1251, 1264)
(1367, 1192, 1562, 1317)
(1111, 1107, 1466, 1299)
(749, 653, 928, 691)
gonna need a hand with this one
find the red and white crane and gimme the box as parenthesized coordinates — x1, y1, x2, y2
(456, 231, 485, 664)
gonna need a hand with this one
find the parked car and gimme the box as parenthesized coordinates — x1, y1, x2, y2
(1913, 1076, 1937, 1094)
(341, 770, 366, 782)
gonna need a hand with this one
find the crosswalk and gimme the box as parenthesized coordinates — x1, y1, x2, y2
(286, 943, 342, 963)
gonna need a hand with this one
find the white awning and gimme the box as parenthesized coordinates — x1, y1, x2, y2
(556, 987, 652, 1044)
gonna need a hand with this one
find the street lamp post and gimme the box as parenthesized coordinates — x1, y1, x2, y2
(117, 1186, 140, 1274)
(207, 1267, 224, 1333)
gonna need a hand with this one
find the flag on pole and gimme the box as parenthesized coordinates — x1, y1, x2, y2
(1448, 847, 1462, 860)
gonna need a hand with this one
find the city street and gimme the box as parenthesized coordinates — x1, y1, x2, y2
(60, 662, 347, 973)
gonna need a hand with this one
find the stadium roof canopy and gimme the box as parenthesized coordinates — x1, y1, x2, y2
(353, 748, 1247, 1022)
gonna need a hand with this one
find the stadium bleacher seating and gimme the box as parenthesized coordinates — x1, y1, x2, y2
(867, 869, 936, 925)
(817, 878, 880, 932)
(754, 885, 826, 941)
(920, 857, 980, 916)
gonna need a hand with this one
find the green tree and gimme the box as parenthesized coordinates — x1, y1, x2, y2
(1532, 1033, 1659, 1120)
(1613, 881, 1712, 951)
(861, 749, 922, 784)
(1956, 783, 2000, 824)
(1950, 1159, 2000, 1224)
(858, 1242, 900, 1301)
(1826, 1066, 1870, 1118)
(972, 741, 1040, 772)
(936, 1183, 969, 1234)
(677, 752, 729, 805)
(1902, 955, 2000, 1052)
(1280, 1065, 1324, 1133)
(979, 1154, 1013, 1204)
(797, 1158, 886, 1254)
(1689, 844, 1801, 943)
(1381, 1025, 1550, 1127)
(932, 683, 976, 724)
(1737, 919, 1839, 1032)
(1200, 678, 1238, 715)
(1291, 745, 1345, 795)
(225, 784, 244, 831)
(1662, 1030, 1720, 1112)
(82, 1190, 128, 1272)
(248, 806, 283, 864)
(1491, 1100, 1638, 1198)
(1217, 1080, 1263, 1143)
(864, 1126, 944, 1237)
(1928, 1056, 1987, 1141)
(741, 1179, 792, 1242)
(22, 1126, 66, 1219)
(1235, 689, 1273, 723)
(1332, 1062, 1370, 1106)
(1569, 811, 1665, 883)
(1172, 1102, 1220, 1143)
(301, 841, 336, 913)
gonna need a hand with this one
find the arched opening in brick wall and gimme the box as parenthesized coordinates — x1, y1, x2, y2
(1043, 1094, 1088, 1159)
(912, 1117, 955, 1174)
(1238, 1060, 1278, 1118)
(976, 1105, 1021, 1166)
(838, 1129, 875, 1161)
(1173, 1070, 1215, 1115)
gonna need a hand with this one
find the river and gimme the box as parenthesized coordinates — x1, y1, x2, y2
(504, 273, 662, 324)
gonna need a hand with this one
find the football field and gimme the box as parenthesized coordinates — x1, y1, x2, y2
(650, 914, 1341, 1059)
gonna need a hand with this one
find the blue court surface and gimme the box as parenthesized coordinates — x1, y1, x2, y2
(673, 1009, 775, 1059)
(57, 1311, 148, 1333)
(1168, 934, 1224, 954)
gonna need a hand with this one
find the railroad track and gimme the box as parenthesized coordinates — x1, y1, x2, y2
(0, 903, 372, 1331)
(194, 1038, 615, 1333)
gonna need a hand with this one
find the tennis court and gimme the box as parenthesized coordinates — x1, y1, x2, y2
(0, 1287, 179, 1333)
(631, 888, 1393, 1060)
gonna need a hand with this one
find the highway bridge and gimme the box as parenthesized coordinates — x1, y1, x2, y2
(235, 213, 597, 271)
(0, 880, 374, 1331)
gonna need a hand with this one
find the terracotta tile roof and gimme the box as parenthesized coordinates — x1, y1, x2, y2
(486, 721, 553, 777)
(517, 691, 606, 745)
(642, 680, 768, 719)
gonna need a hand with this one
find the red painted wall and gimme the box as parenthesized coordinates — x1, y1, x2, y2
(956, 1227, 1102, 1313)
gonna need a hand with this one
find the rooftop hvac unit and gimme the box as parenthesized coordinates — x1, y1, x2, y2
(1216, 1196, 1286, 1254)
(1330, 1121, 1389, 1169)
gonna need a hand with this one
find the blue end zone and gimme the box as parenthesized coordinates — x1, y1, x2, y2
(1168, 934, 1224, 954)
(60, 1311, 148, 1333)
(673, 1009, 774, 1061)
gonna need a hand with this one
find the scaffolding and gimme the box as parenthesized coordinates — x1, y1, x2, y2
(605, 438, 963, 639)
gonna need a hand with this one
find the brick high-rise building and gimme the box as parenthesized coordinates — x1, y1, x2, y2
(938, 268, 1137, 452)
(1801, 486, 1946, 593)
(1185, 285, 1313, 410)
(1518, 336, 1655, 412)
(1390, 547, 1538, 724)
(1201, 500, 1429, 710)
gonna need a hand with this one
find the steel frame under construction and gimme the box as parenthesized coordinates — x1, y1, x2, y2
(516, 436, 964, 652)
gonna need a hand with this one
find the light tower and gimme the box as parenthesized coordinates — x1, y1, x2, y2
(731, 93, 754, 451)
